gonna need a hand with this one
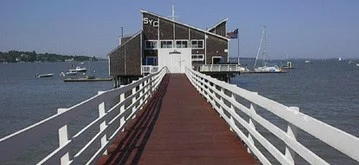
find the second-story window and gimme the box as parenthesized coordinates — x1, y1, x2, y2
(161, 40, 173, 48)
(145, 40, 158, 49)
(176, 40, 188, 48)
(191, 40, 204, 49)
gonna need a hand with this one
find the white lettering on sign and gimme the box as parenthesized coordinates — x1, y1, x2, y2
(143, 17, 159, 28)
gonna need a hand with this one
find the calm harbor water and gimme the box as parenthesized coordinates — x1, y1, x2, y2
(0, 59, 358, 164)
(0, 61, 113, 138)
(232, 59, 359, 164)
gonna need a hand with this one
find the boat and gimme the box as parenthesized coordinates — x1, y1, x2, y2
(253, 26, 286, 73)
(68, 66, 87, 73)
(305, 60, 311, 64)
(36, 73, 54, 78)
(60, 71, 78, 76)
(356, 64, 359, 67)
(281, 61, 295, 69)
(338, 57, 342, 61)
(254, 65, 284, 72)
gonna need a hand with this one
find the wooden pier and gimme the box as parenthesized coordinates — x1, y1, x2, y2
(96, 74, 258, 164)
(2, 68, 358, 164)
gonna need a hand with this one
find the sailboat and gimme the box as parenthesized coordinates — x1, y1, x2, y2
(253, 26, 285, 73)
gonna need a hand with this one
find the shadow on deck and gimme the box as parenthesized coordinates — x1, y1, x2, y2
(97, 74, 258, 165)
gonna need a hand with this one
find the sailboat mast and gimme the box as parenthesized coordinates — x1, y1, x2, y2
(263, 25, 267, 66)
(254, 26, 265, 68)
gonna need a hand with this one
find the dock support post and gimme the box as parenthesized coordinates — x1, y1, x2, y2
(285, 106, 299, 163)
(57, 108, 70, 165)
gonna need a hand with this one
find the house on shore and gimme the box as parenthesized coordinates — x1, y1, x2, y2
(108, 9, 230, 87)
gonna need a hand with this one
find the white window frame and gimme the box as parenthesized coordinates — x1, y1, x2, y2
(160, 40, 173, 48)
(145, 40, 158, 50)
(192, 54, 204, 61)
(191, 40, 204, 49)
(175, 40, 188, 48)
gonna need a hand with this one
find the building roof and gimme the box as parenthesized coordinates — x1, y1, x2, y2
(107, 30, 142, 56)
(140, 9, 229, 41)
(207, 18, 228, 32)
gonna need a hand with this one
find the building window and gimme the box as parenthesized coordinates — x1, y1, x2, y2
(143, 56, 158, 65)
(160, 40, 173, 48)
(176, 40, 188, 48)
(192, 54, 204, 61)
(191, 40, 204, 49)
(145, 40, 158, 49)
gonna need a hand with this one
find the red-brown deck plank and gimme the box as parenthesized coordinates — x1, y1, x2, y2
(97, 74, 258, 165)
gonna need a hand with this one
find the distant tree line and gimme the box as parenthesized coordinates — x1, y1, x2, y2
(0, 50, 104, 63)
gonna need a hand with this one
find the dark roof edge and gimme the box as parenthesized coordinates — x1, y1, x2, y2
(140, 9, 229, 41)
(107, 30, 142, 56)
(207, 18, 228, 32)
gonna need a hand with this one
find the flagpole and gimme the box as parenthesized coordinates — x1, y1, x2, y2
(237, 29, 240, 65)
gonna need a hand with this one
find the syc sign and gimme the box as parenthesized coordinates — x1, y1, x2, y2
(143, 18, 159, 28)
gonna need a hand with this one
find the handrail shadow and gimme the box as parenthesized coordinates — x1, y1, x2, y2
(101, 74, 170, 165)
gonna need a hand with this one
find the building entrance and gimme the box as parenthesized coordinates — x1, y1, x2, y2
(158, 48, 191, 73)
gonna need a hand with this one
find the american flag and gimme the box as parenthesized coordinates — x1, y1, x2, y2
(226, 28, 238, 39)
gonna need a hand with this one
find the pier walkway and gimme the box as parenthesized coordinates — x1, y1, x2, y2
(1, 67, 358, 165)
(97, 74, 258, 164)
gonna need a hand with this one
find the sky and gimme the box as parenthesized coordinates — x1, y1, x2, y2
(0, 0, 358, 59)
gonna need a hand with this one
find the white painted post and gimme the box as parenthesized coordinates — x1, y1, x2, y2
(247, 99, 258, 154)
(57, 108, 70, 165)
(229, 92, 236, 132)
(139, 82, 144, 110)
(150, 76, 154, 95)
(285, 106, 300, 163)
(144, 79, 149, 104)
(218, 87, 226, 118)
(132, 85, 137, 119)
(119, 85, 126, 132)
(98, 91, 108, 155)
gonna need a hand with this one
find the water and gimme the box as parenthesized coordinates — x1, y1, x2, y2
(0, 61, 113, 137)
(1, 60, 358, 164)
(231, 59, 359, 164)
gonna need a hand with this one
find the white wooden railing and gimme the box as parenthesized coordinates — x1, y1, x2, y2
(185, 68, 359, 164)
(200, 64, 249, 72)
(141, 65, 159, 75)
(0, 67, 168, 165)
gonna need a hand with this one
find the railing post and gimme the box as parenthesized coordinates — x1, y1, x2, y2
(132, 84, 137, 119)
(139, 81, 144, 110)
(119, 85, 126, 132)
(247, 92, 258, 154)
(229, 92, 236, 132)
(98, 91, 108, 155)
(285, 106, 299, 163)
(57, 108, 70, 165)
(218, 87, 226, 118)
(144, 79, 149, 104)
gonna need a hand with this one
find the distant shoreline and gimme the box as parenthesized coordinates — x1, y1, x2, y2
(0, 50, 106, 63)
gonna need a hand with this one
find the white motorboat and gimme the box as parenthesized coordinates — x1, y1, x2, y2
(36, 73, 54, 78)
(69, 66, 87, 72)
